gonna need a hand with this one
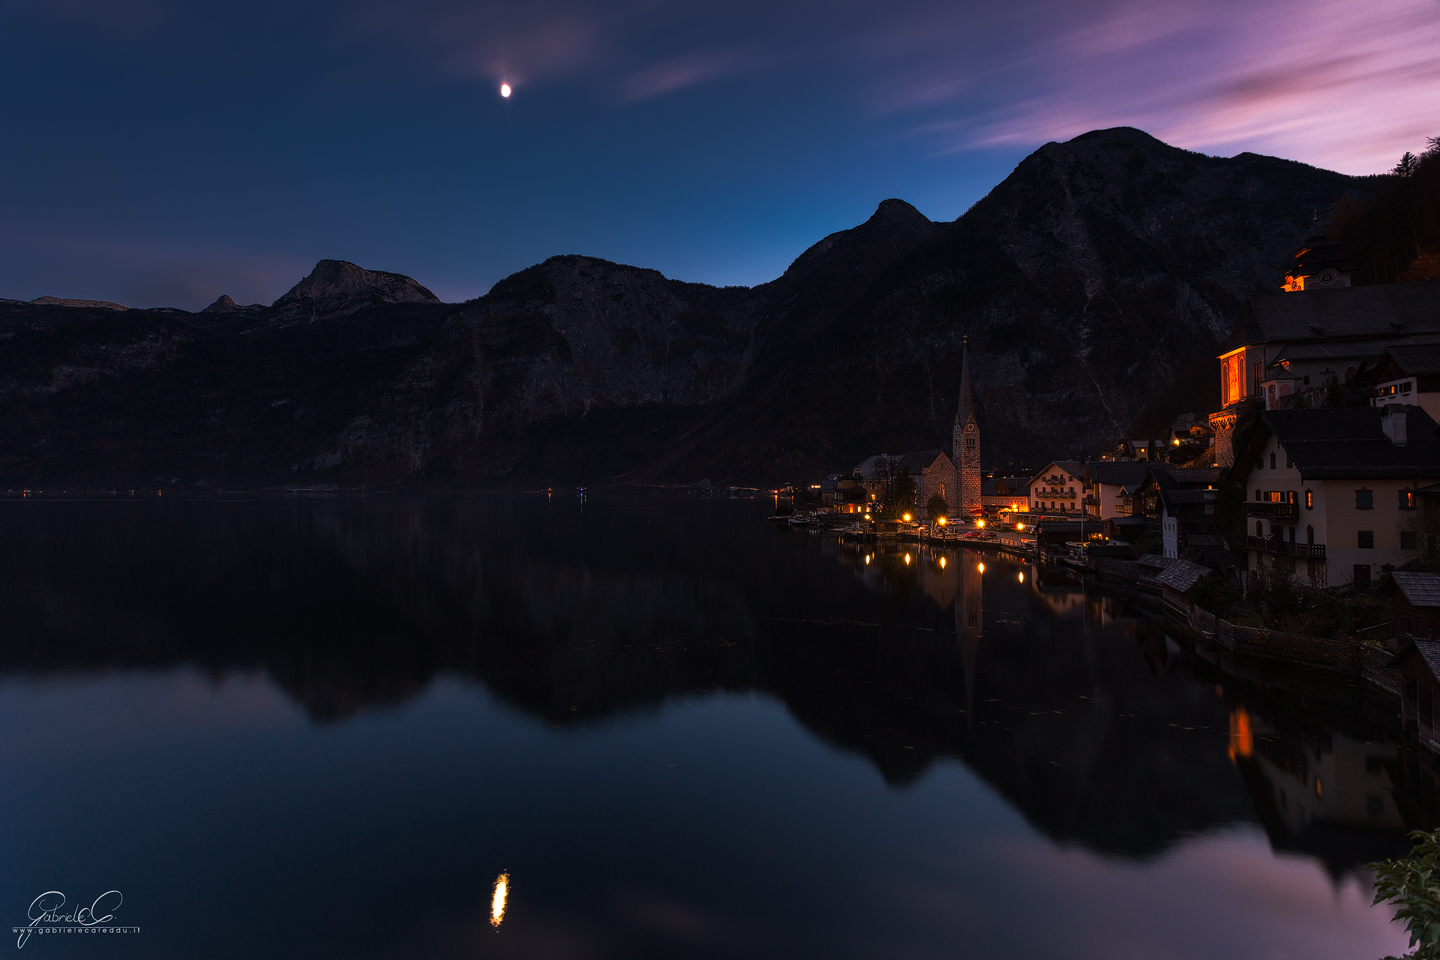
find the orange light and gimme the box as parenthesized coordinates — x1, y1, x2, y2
(939, 556, 947, 568)
(1018, 571, 1024, 583)
(977, 562, 985, 573)
(491, 872, 509, 928)
(902, 513, 912, 523)
(904, 553, 911, 565)
(976, 519, 985, 528)
(938, 517, 947, 525)
(1015, 522, 1025, 531)
(1227, 707, 1253, 761)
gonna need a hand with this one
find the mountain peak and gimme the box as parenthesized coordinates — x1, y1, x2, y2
(29, 296, 128, 311)
(867, 198, 929, 227)
(270, 260, 440, 320)
(202, 294, 240, 313)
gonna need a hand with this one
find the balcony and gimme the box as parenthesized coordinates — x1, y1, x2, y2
(1037, 490, 1076, 499)
(1243, 535, 1325, 559)
(1245, 502, 1298, 520)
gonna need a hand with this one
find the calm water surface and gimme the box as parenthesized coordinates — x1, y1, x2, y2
(0, 495, 1420, 958)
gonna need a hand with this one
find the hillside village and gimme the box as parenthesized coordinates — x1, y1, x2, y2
(791, 142, 1440, 750)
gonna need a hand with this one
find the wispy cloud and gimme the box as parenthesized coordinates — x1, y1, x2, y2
(617, 45, 763, 102)
(877, 0, 1440, 173)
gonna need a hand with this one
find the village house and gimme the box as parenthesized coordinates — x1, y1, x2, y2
(1372, 345, 1440, 423)
(1392, 639, 1440, 754)
(1208, 280, 1440, 465)
(1378, 572, 1440, 639)
(1084, 462, 1152, 520)
(1029, 461, 1086, 516)
(982, 475, 1031, 514)
(1235, 406, 1440, 589)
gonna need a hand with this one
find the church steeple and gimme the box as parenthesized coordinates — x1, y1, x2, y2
(952, 338, 982, 517)
(955, 338, 977, 431)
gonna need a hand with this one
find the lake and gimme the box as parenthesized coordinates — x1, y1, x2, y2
(0, 494, 1418, 958)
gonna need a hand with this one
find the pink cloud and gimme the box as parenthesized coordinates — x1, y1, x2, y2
(894, 0, 1440, 173)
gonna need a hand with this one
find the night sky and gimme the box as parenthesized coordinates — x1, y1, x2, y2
(2, 0, 1436, 309)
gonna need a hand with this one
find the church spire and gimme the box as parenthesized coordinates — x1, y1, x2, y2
(952, 336, 982, 518)
(956, 336, 976, 428)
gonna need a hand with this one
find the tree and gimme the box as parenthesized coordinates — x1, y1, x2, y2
(1396, 151, 1420, 178)
(875, 457, 918, 520)
(1370, 829, 1440, 959)
(926, 492, 950, 521)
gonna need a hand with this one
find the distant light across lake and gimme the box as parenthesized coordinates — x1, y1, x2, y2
(0, 495, 1412, 958)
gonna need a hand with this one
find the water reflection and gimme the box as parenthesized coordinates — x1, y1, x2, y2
(0, 496, 1423, 883)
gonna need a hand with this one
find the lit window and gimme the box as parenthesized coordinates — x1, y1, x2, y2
(1305, 490, 1314, 510)
(1401, 490, 1416, 510)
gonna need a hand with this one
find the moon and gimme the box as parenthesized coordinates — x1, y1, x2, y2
(499, 83, 512, 98)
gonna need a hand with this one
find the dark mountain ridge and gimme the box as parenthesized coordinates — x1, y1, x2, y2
(0, 128, 1365, 488)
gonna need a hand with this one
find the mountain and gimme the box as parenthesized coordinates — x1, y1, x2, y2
(0, 128, 1365, 488)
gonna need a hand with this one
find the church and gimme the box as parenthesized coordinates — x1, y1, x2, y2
(854, 340, 981, 520)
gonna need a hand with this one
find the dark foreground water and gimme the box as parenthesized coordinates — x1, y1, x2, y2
(0, 495, 1420, 958)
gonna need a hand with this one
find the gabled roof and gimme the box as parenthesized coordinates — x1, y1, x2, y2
(1136, 554, 1174, 569)
(1232, 281, 1440, 347)
(854, 450, 950, 480)
(1381, 572, 1440, 608)
(1030, 460, 1086, 484)
(1379, 344, 1440, 380)
(1154, 558, 1212, 593)
(983, 476, 1032, 497)
(1087, 462, 1152, 487)
(1391, 639, 1440, 677)
(1250, 407, 1440, 479)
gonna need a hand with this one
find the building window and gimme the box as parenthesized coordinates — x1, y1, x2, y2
(1357, 530, 1374, 549)
(1403, 381, 1413, 394)
(1256, 520, 1264, 537)
(1403, 531, 1419, 550)
(1304, 375, 1311, 386)
(1306, 524, 1314, 544)
(1285, 452, 1293, 468)
(1354, 564, 1371, 589)
(1256, 458, 1264, 471)
(1270, 452, 1276, 469)
(1255, 488, 1262, 501)
(1401, 489, 1416, 510)
(1356, 489, 1373, 510)
(1305, 490, 1314, 510)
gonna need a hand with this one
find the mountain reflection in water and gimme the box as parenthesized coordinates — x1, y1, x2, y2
(0, 495, 1422, 958)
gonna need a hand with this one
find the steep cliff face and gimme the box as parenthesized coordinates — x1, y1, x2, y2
(0, 128, 1366, 487)
(642, 128, 1361, 480)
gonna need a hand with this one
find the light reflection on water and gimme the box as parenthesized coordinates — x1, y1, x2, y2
(0, 496, 1420, 958)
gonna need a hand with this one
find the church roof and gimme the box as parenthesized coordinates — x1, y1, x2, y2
(853, 450, 950, 480)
